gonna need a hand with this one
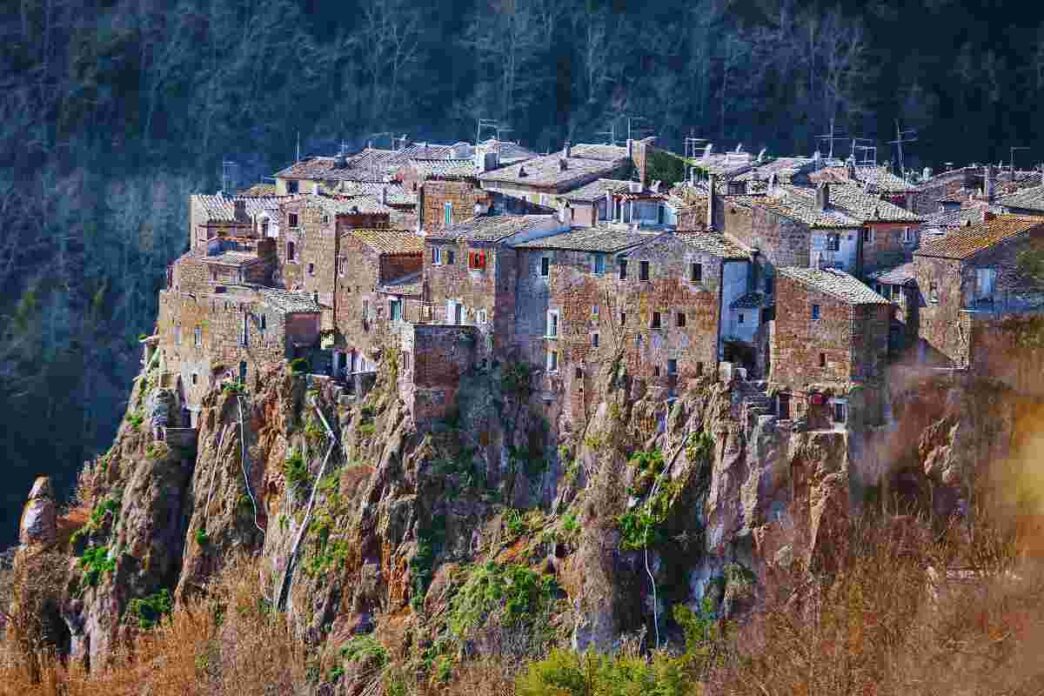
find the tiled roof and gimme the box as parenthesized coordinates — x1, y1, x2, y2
(779, 267, 891, 305)
(733, 190, 861, 229)
(733, 157, 813, 182)
(238, 183, 277, 197)
(345, 229, 423, 255)
(569, 143, 630, 161)
(477, 139, 537, 164)
(199, 250, 264, 267)
(997, 185, 1044, 213)
(428, 214, 559, 243)
(192, 194, 284, 223)
(788, 183, 921, 223)
(730, 291, 764, 309)
(809, 165, 914, 194)
(560, 178, 633, 203)
(514, 227, 658, 252)
(478, 151, 627, 189)
(692, 152, 755, 177)
(311, 194, 394, 216)
(258, 288, 322, 314)
(915, 215, 1043, 260)
(869, 261, 917, 286)
(678, 232, 750, 259)
(337, 181, 416, 206)
(275, 143, 468, 182)
(402, 158, 479, 180)
(379, 271, 422, 296)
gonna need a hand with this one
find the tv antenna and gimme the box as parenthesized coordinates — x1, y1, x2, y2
(850, 138, 877, 166)
(476, 118, 499, 145)
(595, 119, 618, 146)
(817, 118, 847, 160)
(221, 159, 238, 194)
(626, 115, 651, 141)
(1010, 146, 1029, 180)
(888, 120, 918, 176)
(683, 131, 709, 183)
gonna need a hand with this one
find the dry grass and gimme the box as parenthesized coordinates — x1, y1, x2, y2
(0, 555, 307, 696)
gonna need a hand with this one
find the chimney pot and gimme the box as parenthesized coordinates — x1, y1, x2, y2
(815, 182, 830, 211)
(562, 141, 571, 158)
(707, 173, 718, 230)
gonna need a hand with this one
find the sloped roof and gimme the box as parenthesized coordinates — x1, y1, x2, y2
(915, 215, 1043, 260)
(238, 183, 277, 197)
(198, 249, 264, 267)
(810, 165, 914, 194)
(997, 185, 1044, 213)
(560, 178, 633, 203)
(478, 152, 627, 189)
(779, 267, 890, 305)
(275, 143, 468, 182)
(402, 158, 479, 180)
(258, 288, 322, 314)
(345, 228, 423, 255)
(477, 139, 537, 164)
(869, 261, 917, 286)
(378, 271, 422, 296)
(693, 152, 755, 177)
(730, 291, 764, 309)
(427, 214, 559, 243)
(733, 157, 813, 182)
(337, 181, 416, 206)
(569, 143, 630, 161)
(789, 183, 921, 223)
(733, 189, 861, 229)
(678, 232, 750, 259)
(192, 194, 284, 223)
(514, 227, 658, 252)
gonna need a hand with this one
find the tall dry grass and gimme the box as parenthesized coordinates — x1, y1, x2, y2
(0, 555, 307, 696)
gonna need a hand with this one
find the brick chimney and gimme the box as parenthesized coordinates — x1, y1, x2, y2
(815, 182, 830, 211)
(233, 199, 247, 221)
(984, 164, 995, 202)
(562, 141, 572, 158)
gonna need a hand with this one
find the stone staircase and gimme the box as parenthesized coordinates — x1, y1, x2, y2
(736, 379, 774, 420)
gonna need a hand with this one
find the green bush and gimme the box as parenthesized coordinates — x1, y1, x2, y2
(289, 357, 309, 374)
(127, 589, 173, 629)
(447, 561, 557, 639)
(284, 451, 309, 490)
(195, 527, 209, 546)
(145, 441, 170, 461)
(501, 361, 533, 398)
(505, 508, 527, 537)
(516, 649, 693, 696)
(339, 634, 389, 668)
(127, 411, 144, 430)
(79, 545, 116, 588)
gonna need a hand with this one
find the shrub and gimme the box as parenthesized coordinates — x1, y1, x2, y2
(127, 589, 173, 629)
(127, 411, 144, 430)
(284, 451, 309, 490)
(447, 561, 557, 639)
(501, 361, 533, 398)
(339, 634, 388, 668)
(516, 649, 693, 696)
(195, 527, 209, 546)
(79, 545, 116, 588)
(145, 441, 170, 461)
(289, 357, 309, 374)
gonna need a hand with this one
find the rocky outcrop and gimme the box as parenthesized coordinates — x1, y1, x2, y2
(19, 477, 57, 548)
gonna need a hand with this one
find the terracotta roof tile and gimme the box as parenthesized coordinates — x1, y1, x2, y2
(779, 267, 891, 305)
(192, 194, 284, 223)
(868, 261, 916, 286)
(428, 214, 561, 243)
(258, 288, 322, 314)
(788, 183, 921, 223)
(337, 181, 416, 206)
(733, 190, 861, 229)
(345, 229, 424, 255)
(514, 227, 658, 252)
(402, 158, 479, 180)
(678, 232, 750, 259)
(478, 144, 629, 189)
(997, 185, 1044, 213)
(560, 178, 632, 203)
(915, 215, 1043, 260)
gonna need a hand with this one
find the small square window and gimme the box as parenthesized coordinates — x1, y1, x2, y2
(592, 333, 600, 347)
(862, 228, 873, 243)
(307, 262, 315, 276)
(812, 304, 821, 320)
(288, 212, 299, 228)
(191, 372, 198, 385)
(667, 359, 678, 376)
(651, 311, 662, 329)
(696, 362, 704, 376)
(540, 257, 550, 277)
(738, 312, 745, 325)
(832, 401, 847, 423)
(575, 366, 583, 379)
(619, 311, 627, 326)
(902, 227, 915, 243)
(618, 259, 628, 280)
(639, 260, 650, 280)
(547, 350, 559, 373)
(446, 249, 456, 265)
(592, 304, 600, 317)
(676, 312, 686, 328)
(819, 352, 827, 367)
(286, 180, 299, 194)
(689, 262, 702, 282)
(826, 233, 840, 252)
(654, 366, 661, 377)
(592, 253, 606, 274)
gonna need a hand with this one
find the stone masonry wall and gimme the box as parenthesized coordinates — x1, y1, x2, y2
(398, 324, 477, 424)
(862, 222, 919, 275)
(420, 180, 487, 233)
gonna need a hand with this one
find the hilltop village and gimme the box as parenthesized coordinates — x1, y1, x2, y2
(153, 138, 1044, 437)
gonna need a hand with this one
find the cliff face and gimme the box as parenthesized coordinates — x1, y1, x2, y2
(5, 343, 1034, 689)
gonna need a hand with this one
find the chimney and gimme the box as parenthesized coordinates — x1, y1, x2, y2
(629, 180, 642, 193)
(845, 157, 856, 180)
(559, 158, 568, 171)
(518, 165, 528, 178)
(381, 187, 389, 205)
(707, 173, 718, 230)
(605, 189, 614, 221)
(233, 199, 247, 222)
(558, 202, 570, 225)
(562, 141, 572, 158)
(627, 138, 634, 158)
(984, 164, 995, 202)
(815, 182, 830, 211)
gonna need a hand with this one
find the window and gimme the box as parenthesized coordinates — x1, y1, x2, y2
(194, 326, 202, 347)
(288, 213, 299, 228)
(826, 233, 840, 252)
(651, 311, 662, 329)
(287, 180, 299, 194)
(239, 316, 248, 347)
(819, 352, 827, 367)
(261, 219, 269, 237)
(338, 257, 346, 276)
(287, 241, 296, 262)
(547, 349, 559, 372)
(592, 253, 606, 275)
(738, 312, 745, 325)
(690, 262, 703, 282)
(443, 201, 453, 226)
(446, 249, 456, 265)
(592, 333, 600, 347)
(468, 250, 487, 270)
(902, 227, 915, 243)
(477, 309, 487, 324)
(812, 304, 821, 320)
(862, 228, 874, 243)
(696, 362, 704, 376)
(575, 366, 583, 379)
(654, 366, 661, 377)
(929, 281, 939, 303)
(546, 310, 560, 338)
(676, 312, 686, 328)
(832, 400, 847, 424)
(321, 214, 330, 224)
(765, 274, 774, 296)
(540, 257, 550, 277)
(431, 246, 442, 265)
(619, 311, 627, 326)
(618, 259, 628, 279)
(639, 260, 650, 280)
(667, 359, 678, 376)
(592, 304, 600, 318)
(259, 314, 267, 331)
(390, 300, 402, 321)
(307, 262, 315, 276)
(975, 267, 997, 301)
(191, 373, 199, 385)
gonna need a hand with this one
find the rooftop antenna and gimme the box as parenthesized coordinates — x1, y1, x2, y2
(626, 115, 650, 141)
(476, 118, 499, 145)
(888, 120, 917, 177)
(494, 125, 514, 141)
(1009, 146, 1029, 180)
(392, 134, 410, 151)
(850, 138, 876, 166)
(295, 131, 301, 162)
(221, 159, 237, 194)
(817, 117, 846, 160)
(595, 119, 617, 146)
(683, 131, 709, 184)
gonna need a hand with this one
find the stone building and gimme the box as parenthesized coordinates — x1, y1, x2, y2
(770, 267, 891, 429)
(477, 143, 632, 207)
(512, 227, 752, 422)
(809, 162, 914, 206)
(333, 228, 424, 377)
(169, 241, 276, 295)
(913, 215, 1044, 370)
(997, 185, 1044, 217)
(188, 193, 284, 251)
(423, 215, 568, 357)
(157, 285, 321, 422)
(724, 184, 863, 274)
(396, 324, 478, 425)
(868, 262, 919, 353)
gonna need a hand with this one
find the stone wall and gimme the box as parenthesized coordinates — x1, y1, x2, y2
(913, 255, 974, 367)
(398, 324, 477, 424)
(862, 222, 919, 274)
(724, 204, 812, 269)
(424, 239, 507, 356)
(420, 180, 488, 232)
